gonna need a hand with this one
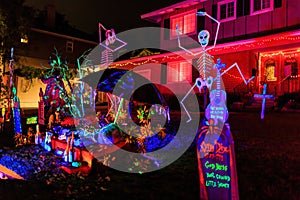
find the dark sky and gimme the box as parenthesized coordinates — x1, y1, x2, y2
(24, 0, 183, 34)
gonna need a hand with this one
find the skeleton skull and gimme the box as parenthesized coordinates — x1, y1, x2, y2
(198, 30, 210, 48)
(105, 29, 116, 46)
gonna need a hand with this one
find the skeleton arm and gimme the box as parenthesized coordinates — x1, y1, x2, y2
(176, 24, 201, 56)
(196, 11, 220, 52)
(214, 62, 255, 85)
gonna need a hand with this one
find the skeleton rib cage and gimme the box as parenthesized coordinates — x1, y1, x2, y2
(197, 52, 214, 80)
(100, 49, 113, 68)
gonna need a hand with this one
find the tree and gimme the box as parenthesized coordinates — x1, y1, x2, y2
(0, 0, 35, 63)
(0, 0, 36, 101)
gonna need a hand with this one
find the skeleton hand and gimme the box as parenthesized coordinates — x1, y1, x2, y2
(197, 11, 206, 16)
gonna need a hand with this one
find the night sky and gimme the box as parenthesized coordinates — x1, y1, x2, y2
(24, 0, 183, 34)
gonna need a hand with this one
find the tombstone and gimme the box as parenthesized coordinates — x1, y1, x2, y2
(197, 121, 239, 200)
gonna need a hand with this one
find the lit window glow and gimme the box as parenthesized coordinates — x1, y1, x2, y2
(170, 10, 196, 38)
(167, 61, 192, 83)
(21, 37, 28, 44)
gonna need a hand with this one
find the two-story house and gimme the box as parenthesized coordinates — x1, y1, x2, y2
(111, 0, 300, 98)
(0, 4, 98, 110)
(12, 28, 97, 109)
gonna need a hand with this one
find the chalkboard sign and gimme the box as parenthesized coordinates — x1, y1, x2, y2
(197, 122, 239, 200)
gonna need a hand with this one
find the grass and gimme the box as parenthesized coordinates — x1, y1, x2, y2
(1, 111, 300, 199)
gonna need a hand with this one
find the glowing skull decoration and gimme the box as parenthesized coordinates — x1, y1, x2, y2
(105, 29, 116, 46)
(198, 30, 210, 48)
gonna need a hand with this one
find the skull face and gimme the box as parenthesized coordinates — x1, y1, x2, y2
(105, 29, 116, 46)
(198, 30, 210, 48)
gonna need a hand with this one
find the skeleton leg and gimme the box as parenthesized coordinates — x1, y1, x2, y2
(181, 83, 198, 123)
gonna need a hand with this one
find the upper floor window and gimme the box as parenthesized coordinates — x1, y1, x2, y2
(167, 61, 192, 83)
(251, 0, 273, 15)
(21, 35, 28, 44)
(218, 0, 236, 22)
(170, 10, 196, 38)
(66, 41, 74, 53)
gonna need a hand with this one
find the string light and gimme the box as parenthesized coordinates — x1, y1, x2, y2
(109, 30, 300, 68)
(260, 49, 300, 58)
(110, 55, 182, 68)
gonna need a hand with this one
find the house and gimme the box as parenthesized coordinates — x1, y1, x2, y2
(110, 0, 300, 98)
(0, 19, 97, 110)
(13, 28, 97, 109)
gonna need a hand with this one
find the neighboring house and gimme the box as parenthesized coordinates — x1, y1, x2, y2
(2, 28, 97, 109)
(111, 0, 300, 97)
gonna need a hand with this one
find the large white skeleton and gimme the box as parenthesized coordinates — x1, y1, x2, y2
(177, 12, 255, 122)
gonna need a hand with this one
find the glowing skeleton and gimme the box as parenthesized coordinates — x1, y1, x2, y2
(98, 24, 127, 122)
(99, 23, 127, 69)
(176, 12, 220, 122)
(178, 12, 255, 122)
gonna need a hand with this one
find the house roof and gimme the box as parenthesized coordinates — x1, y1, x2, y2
(31, 28, 98, 45)
(141, 0, 205, 23)
(109, 29, 300, 69)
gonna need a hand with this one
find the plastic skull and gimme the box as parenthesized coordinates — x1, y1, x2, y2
(198, 30, 210, 48)
(105, 29, 116, 46)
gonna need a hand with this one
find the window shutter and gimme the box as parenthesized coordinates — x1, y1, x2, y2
(161, 63, 167, 84)
(163, 18, 170, 40)
(197, 8, 205, 32)
(244, 0, 250, 16)
(237, 0, 244, 17)
(274, 0, 282, 8)
(212, 4, 217, 23)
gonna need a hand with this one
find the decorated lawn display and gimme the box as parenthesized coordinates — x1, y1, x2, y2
(37, 52, 83, 165)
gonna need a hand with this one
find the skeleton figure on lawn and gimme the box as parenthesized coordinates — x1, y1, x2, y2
(177, 11, 255, 130)
(176, 11, 222, 127)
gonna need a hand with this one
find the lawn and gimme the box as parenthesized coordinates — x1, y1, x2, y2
(0, 111, 299, 199)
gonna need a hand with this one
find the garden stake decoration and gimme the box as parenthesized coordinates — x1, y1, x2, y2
(254, 84, 274, 119)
